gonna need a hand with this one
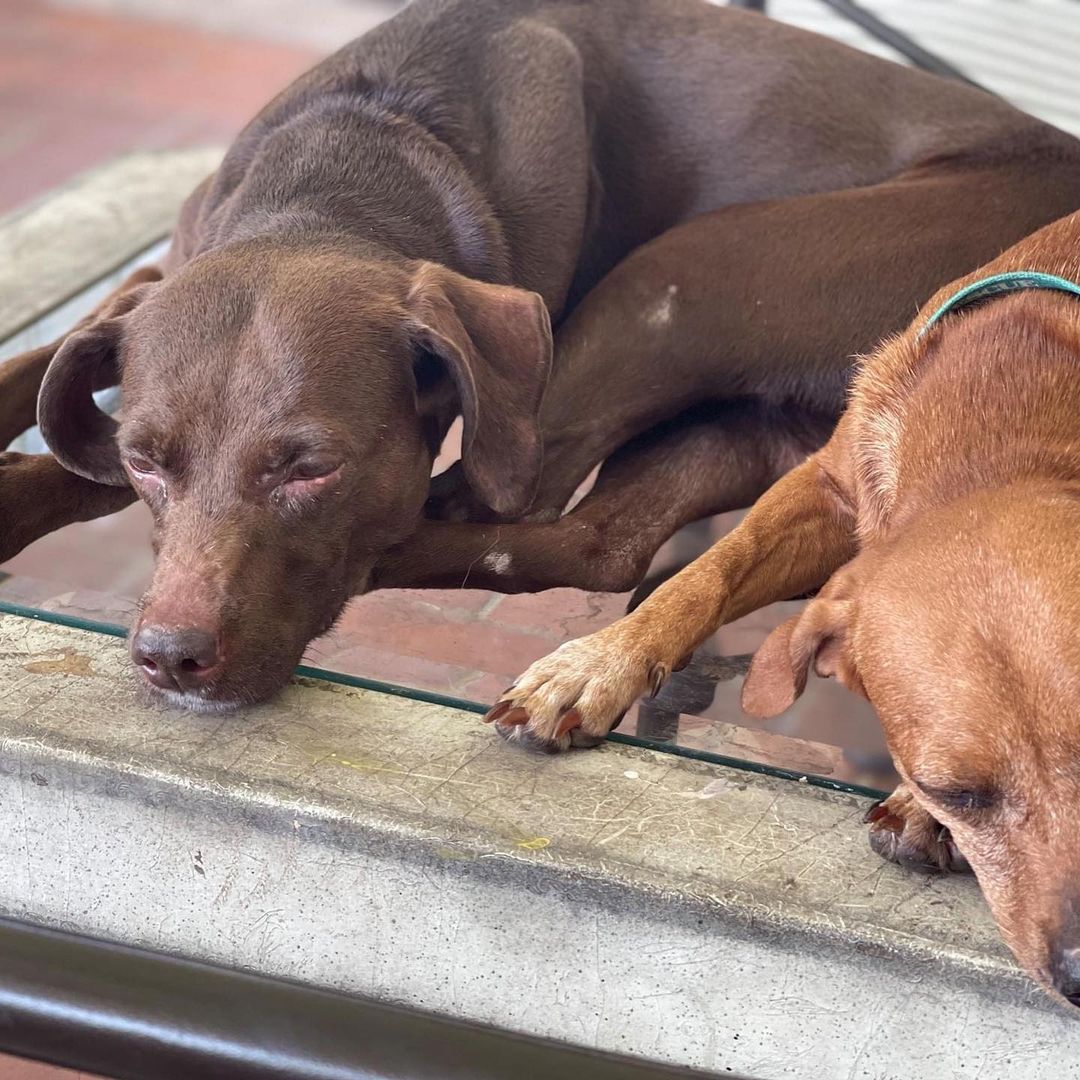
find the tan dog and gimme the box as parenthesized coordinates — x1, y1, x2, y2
(488, 210, 1080, 1006)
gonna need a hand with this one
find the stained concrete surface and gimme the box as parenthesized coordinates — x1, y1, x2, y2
(0, 615, 1076, 1078)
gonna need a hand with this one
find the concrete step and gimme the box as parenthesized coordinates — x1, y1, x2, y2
(0, 614, 1074, 1078)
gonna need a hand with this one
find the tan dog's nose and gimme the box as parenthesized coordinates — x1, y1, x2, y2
(1052, 946, 1080, 1006)
(132, 626, 222, 693)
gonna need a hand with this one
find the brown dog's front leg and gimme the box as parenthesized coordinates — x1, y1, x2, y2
(485, 446, 858, 751)
(0, 453, 135, 564)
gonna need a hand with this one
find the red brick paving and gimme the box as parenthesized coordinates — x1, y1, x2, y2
(0, 1060, 95, 1080)
(0, 0, 320, 214)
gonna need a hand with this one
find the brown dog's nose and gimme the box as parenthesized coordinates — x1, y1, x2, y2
(132, 626, 221, 693)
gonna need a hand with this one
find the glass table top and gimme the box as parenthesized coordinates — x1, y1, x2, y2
(0, 250, 895, 801)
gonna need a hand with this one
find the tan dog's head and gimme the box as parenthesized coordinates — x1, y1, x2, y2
(743, 484, 1080, 1006)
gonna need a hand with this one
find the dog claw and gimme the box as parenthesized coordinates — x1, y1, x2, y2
(863, 800, 889, 824)
(555, 708, 582, 737)
(648, 662, 668, 698)
(569, 727, 606, 749)
(941, 833, 971, 873)
(484, 700, 512, 723)
(500, 707, 530, 727)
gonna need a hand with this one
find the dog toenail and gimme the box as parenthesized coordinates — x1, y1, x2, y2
(863, 801, 888, 824)
(500, 708, 530, 727)
(648, 663, 668, 698)
(556, 708, 582, 736)
(484, 700, 512, 723)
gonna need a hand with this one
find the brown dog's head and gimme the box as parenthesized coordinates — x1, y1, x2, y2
(742, 485, 1080, 1006)
(37, 245, 551, 709)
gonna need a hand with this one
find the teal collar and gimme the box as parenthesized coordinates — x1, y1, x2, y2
(920, 270, 1080, 337)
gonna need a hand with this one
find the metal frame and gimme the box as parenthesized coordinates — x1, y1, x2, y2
(0, 918, 730, 1080)
(730, 0, 985, 91)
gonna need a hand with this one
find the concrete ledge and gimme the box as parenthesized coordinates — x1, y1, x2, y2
(0, 147, 222, 341)
(0, 614, 1074, 1077)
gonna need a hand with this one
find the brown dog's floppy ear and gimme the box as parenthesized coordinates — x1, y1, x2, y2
(38, 319, 127, 485)
(405, 262, 552, 516)
(741, 579, 864, 718)
(37, 279, 158, 487)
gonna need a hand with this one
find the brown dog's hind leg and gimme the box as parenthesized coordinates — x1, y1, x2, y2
(865, 784, 970, 874)
(375, 401, 807, 598)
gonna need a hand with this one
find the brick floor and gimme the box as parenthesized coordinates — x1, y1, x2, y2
(0, 0, 321, 215)
(0, 1056, 97, 1079)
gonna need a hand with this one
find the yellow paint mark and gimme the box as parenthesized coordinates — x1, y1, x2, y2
(24, 649, 97, 678)
(515, 837, 551, 851)
(321, 752, 483, 789)
(329, 752, 408, 778)
(434, 846, 476, 861)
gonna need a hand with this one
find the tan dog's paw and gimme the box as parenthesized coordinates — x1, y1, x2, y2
(484, 630, 681, 753)
(864, 784, 970, 874)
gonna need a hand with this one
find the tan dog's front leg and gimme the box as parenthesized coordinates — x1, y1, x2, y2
(487, 452, 858, 751)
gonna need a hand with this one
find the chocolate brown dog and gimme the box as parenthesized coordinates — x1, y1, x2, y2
(490, 209, 1080, 1007)
(5, 0, 1080, 711)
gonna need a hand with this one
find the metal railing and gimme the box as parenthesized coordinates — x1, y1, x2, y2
(729, 0, 984, 90)
(0, 918, 734, 1080)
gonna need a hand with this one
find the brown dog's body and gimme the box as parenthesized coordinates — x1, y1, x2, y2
(5, 0, 1080, 709)
(493, 210, 1080, 1005)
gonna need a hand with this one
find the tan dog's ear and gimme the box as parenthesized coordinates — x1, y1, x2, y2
(405, 263, 552, 516)
(38, 278, 160, 486)
(741, 572, 865, 718)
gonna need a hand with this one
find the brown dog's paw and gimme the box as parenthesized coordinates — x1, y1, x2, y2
(864, 784, 970, 874)
(483, 629, 677, 753)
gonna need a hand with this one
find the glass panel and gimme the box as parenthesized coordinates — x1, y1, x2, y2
(1, 257, 893, 800)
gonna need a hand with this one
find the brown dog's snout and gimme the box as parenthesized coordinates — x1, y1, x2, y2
(132, 625, 222, 693)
